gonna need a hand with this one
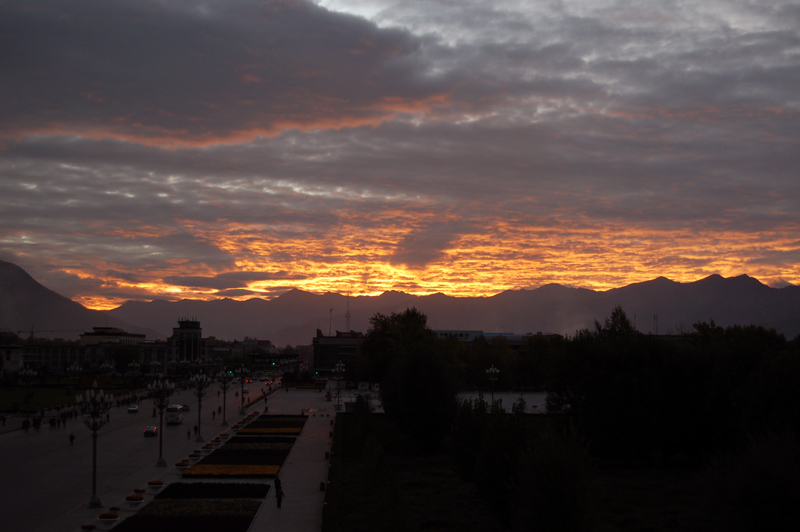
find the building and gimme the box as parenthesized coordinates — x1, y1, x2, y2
(80, 327, 145, 346)
(169, 318, 203, 361)
(312, 329, 364, 373)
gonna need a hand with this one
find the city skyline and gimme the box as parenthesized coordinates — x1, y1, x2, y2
(2, 0, 799, 310)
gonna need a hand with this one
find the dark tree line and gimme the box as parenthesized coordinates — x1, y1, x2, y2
(347, 306, 800, 530)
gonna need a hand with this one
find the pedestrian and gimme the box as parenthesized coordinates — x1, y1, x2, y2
(187, 429, 191, 440)
(217, 406, 221, 414)
(212, 411, 215, 420)
(69, 433, 75, 445)
(152, 407, 157, 418)
(194, 424, 198, 435)
(275, 483, 285, 508)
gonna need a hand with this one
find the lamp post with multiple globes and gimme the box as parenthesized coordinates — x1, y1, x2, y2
(334, 361, 345, 409)
(148, 376, 175, 466)
(190, 372, 211, 442)
(486, 365, 500, 405)
(217, 369, 233, 426)
(76, 382, 114, 508)
(237, 365, 250, 415)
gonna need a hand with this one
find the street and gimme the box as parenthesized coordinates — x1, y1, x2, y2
(0, 384, 263, 532)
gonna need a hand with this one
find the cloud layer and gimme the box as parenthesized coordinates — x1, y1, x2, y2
(1, 0, 799, 309)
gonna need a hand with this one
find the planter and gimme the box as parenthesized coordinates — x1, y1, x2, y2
(147, 480, 164, 492)
(188, 453, 202, 463)
(98, 513, 119, 529)
(175, 461, 190, 470)
(98, 518, 118, 529)
(126, 499, 143, 508)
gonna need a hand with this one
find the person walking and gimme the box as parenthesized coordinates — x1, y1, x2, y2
(187, 429, 191, 440)
(69, 433, 75, 445)
(275, 484, 285, 508)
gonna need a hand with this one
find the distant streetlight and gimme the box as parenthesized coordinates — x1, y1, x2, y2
(76, 382, 114, 508)
(486, 365, 500, 405)
(190, 372, 211, 442)
(148, 376, 175, 467)
(334, 361, 345, 409)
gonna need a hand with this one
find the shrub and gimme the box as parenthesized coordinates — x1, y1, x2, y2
(516, 427, 596, 532)
(703, 431, 800, 532)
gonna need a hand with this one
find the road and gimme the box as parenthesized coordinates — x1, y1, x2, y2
(0, 383, 267, 532)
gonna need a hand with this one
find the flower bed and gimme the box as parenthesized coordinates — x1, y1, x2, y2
(221, 442, 294, 451)
(246, 414, 308, 429)
(113, 493, 263, 531)
(233, 414, 306, 436)
(195, 448, 291, 466)
(227, 435, 296, 445)
(237, 426, 303, 435)
(154, 482, 270, 500)
(137, 498, 261, 516)
(182, 464, 280, 478)
(112, 515, 253, 532)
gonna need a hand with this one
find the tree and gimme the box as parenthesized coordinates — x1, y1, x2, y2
(361, 307, 459, 453)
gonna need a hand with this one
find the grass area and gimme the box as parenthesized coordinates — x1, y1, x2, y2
(593, 468, 717, 532)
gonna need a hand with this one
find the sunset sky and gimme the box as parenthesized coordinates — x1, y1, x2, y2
(2, 0, 799, 310)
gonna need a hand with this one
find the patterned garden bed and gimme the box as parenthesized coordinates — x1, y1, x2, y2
(236, 414, 307, 435)
(182, 415, 307, 478)
(113, 491, 263, 532)
(154, 482, 270, 499)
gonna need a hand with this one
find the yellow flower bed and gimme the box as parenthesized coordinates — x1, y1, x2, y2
(237, 427, 301, 435)
(183, 464, 280, 477)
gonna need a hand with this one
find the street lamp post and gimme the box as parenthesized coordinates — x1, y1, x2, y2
(334, 361, 345, 409)
(148, 377, 175, 467)
(486, 365, 500, 405)
(190, 372, 211, 442)
(238, 365, 250, 415)
(217, 369, 232, 426)
(76, 382, 114, 508)
(68, 362, 81, 384)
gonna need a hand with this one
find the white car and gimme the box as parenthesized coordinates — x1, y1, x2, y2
(128, 405, 139, 413)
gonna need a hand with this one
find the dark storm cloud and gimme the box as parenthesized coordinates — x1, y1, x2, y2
(0, 0, 443, 144)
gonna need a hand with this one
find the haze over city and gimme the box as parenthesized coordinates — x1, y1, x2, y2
(2, 0, 798, 311)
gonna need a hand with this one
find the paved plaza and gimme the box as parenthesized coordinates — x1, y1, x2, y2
(0, 383, 343, 532)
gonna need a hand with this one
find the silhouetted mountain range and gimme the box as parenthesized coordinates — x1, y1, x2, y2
(0, 259, 160, 340)
(2, 259, 799, 346)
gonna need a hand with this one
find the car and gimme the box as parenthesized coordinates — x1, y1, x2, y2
(143, 425, 158, 437)
(182, 404, 190, 412)
(128, 405, 139, 413)
(243, 388, 249, 395)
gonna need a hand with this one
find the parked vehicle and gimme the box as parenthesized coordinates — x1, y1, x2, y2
(128, 405, 139, 413)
